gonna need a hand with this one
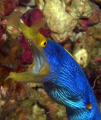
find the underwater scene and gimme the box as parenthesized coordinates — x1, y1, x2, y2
(0, 0, 101, 120)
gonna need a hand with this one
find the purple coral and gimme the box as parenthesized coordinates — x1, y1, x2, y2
(4, 0, 18, 16)
(17, 34, 33, 65)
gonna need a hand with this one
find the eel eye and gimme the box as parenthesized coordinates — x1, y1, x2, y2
(40, 39, 47, 48)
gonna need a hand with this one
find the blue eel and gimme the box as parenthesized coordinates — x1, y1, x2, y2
(6, 13, 101, 119)
(7, 39, 101, 120)
(42, 40, 101, 120)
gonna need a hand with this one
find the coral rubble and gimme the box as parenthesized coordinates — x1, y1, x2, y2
(36, 0, 92, 42)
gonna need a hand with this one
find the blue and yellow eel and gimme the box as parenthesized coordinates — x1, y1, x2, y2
(6, 12, 101, 120)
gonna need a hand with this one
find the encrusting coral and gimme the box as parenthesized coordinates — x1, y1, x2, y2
(36, 0, 92, 42)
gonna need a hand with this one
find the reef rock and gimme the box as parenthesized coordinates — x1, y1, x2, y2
(36, 0, 92, 42)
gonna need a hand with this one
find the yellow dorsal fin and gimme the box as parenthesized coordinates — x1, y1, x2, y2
(7, 11, 46, 42)
(30, 17, 45, 32)
(6, 11, 21, 28)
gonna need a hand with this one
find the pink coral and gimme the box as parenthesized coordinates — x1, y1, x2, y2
(78, 19, 90, 30)
(17, 34, 33, 65)
(91, 57, 101, 63)
(4, 0, 18, 16)
(89, 10, 100, 25)
(39, 26, 51, 38)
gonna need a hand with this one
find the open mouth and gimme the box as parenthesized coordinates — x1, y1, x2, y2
(6, 39, 50, 83)
(6, 12, 50, 83)
(28, 38, 50, 75)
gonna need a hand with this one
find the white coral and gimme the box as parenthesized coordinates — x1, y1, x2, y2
(36, 0, 92, 42)
(73, 49, 88, 68)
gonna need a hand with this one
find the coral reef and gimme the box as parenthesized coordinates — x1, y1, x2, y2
(17, 34, 33, 65)
(36, 0, 92, 42)
(4, 0, 19, 16)
(37, 88, 68, 120)
(72, 31, 95, 68)
(0, 0, 101, 119)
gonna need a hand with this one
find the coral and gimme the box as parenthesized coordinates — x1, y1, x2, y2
(36, 0, 92, 42)
(4, 0, 19, 16)
(73, 48, 88, 68)
(0, 36, 23, 69)
(17, 34, 33, 65)
(89, 10, 100, 25)
(72, 31, 95, 68)
(0, 83, 37, 120)
(76, 2, 100, 31)
(36, 0, 76, 42)
(37, 88, 68, 120)
(32, 104, 46, 120)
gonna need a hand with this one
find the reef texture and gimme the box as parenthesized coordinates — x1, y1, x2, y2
(19, 0, 35, 6)
(36, 0, 92, 42)
(0, 0, 101, 119)
(91, 0, 101, 4)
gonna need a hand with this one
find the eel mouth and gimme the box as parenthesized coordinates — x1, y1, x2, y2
(29, 39, 50, 75)
(6, 12, 50, 82)
(6, 39, 50, 83)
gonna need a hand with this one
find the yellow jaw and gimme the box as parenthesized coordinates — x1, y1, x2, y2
(6, 11, 50, 83)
